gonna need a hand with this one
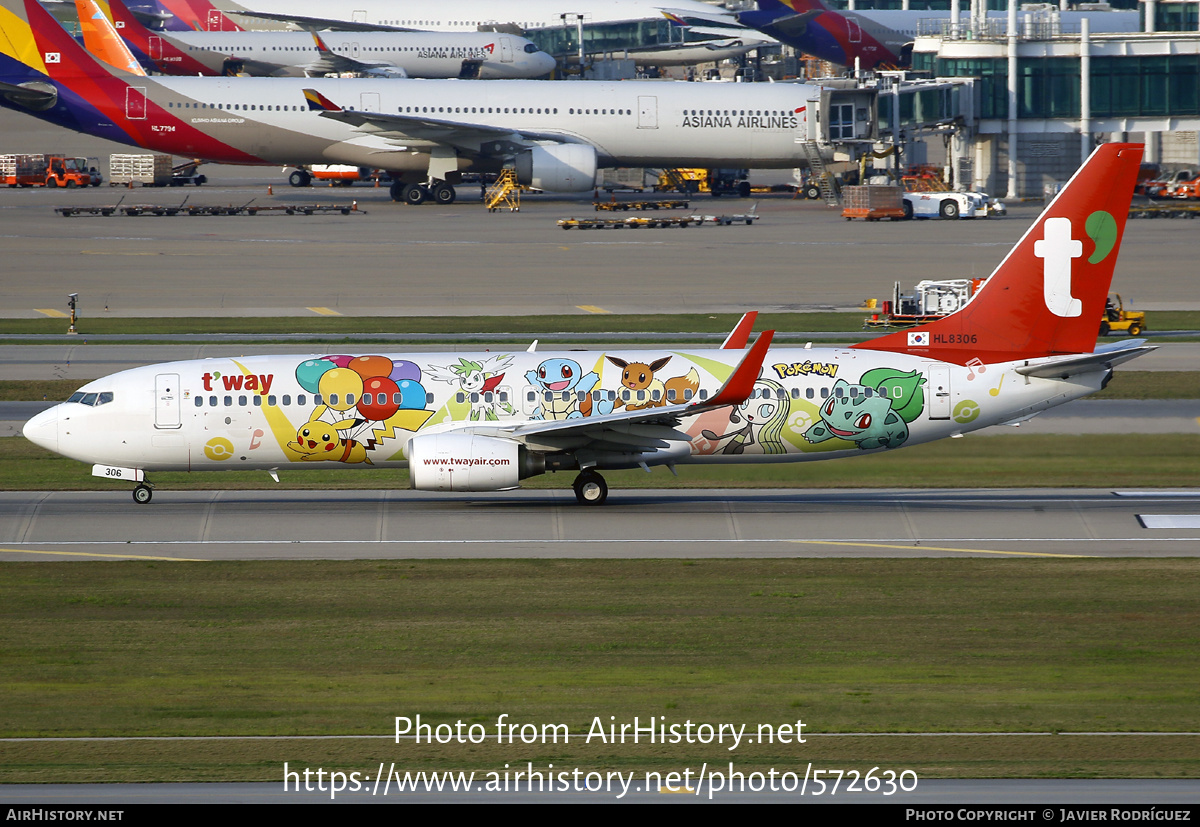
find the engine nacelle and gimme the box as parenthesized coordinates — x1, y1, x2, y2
(514, 144, 597, 192)
(408, 433, 541, 492)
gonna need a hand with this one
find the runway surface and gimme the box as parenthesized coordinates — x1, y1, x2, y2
(2, 488, 1197, 560)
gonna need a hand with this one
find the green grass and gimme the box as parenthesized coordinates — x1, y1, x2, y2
(0, 559, 1198, 781)
(5, 310, 1199, 337)
(0, 313, 868, 337)
(3, 433, 1198, 491)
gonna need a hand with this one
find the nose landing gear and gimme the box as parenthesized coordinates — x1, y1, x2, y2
(132, 483, 153, 504)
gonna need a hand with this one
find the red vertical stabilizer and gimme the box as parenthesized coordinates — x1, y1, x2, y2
(854, 143, 1144, 364)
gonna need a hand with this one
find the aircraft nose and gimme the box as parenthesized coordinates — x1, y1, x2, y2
(22, 406, 59, 453)
(534, 52, 556, 74)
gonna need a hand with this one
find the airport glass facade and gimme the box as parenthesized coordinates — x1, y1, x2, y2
(919, 53, 1200, 118)
(1141, 1, 1200, 31)
(525, 19, 731, 57)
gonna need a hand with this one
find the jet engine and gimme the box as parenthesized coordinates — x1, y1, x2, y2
(514, 144, 597, 192)
(407, 433, 543, 491)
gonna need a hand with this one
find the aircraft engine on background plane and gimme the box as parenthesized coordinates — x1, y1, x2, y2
(406, 433, 544, 492)
(514, 145, 597, 192)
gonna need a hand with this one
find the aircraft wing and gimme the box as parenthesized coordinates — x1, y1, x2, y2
(302, 31, 406, 78)
(230, 9, 412, 31)
(455, 331, 775, 461)
(302, 89, 585, 154)
(1015, 341, 1156, 379)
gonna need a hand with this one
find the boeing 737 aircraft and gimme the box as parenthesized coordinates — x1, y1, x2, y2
(735, 0, 1139, 69)
(107, 0, 556, 79)
(0, 0, 815, 203)
(23, 144, 1153, 505)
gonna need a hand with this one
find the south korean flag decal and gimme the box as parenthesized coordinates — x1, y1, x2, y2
(44, 52, 60, 63)
(907, 331, 930, 347)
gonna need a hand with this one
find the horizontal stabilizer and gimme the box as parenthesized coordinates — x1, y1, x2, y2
(1015, 342, 1156, 379)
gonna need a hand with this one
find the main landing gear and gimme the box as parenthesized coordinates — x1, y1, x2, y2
(389, 181, 457, 205)
(132, 483, 153, 504)
(572, 470, 608, 506)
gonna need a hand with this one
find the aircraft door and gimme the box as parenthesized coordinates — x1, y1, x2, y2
(126, 87, 147, 120)
(927, 366, 951, 420)
(522, 386, 539, 416)
(148, 36, 162, 61)
(847, 18, 862, 43)
(155, 373, 181, 429)
(352, 10, 367, 23)
(638, 96, 658, 129)
(499, 37, 513, 63)
(360, 92, 380, 112)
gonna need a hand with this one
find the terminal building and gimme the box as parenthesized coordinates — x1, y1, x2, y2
(806, 0, 1200, 197)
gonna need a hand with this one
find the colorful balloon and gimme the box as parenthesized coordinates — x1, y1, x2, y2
(348, 355, 393, 380)
(358, 376, 400, 421)
(325, 354, 354, 368)
(295, 358, 335, 394)
(395, 379, 427, 410)
(389, 360, 421, 383)
(319, 368, 364, 412)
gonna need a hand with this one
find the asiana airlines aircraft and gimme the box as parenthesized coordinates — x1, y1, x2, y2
(23, 144, 1153, 505)
(105, 0, 557, 79)
(0, 0, 813, 203)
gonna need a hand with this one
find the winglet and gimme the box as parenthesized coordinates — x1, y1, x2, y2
(303, 88, 341, 112)
(310, 29, 330, 53)
(720, 311, 759, 349)
(703, 329, 774, 408)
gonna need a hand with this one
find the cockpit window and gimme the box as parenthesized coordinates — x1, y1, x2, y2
(67, 390, 113, 406)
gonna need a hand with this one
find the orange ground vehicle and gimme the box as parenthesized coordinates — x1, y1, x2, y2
(0, 154, 96, 187)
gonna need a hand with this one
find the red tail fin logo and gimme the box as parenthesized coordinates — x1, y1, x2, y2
(855, 143, 1143, 364)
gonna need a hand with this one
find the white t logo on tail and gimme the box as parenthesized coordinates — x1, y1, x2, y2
(1033, 217, 1083, 317)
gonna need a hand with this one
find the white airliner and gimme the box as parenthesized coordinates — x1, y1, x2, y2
(23, 143, 1154, 505)
(107, 0, 557, 79)
(0, 0, 813, 203)
(216, 0, 770, 67)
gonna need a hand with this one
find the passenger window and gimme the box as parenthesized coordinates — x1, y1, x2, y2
(298, 394, 307, 406)
(253, 396, 262, 406)
(314, 394, 323, 405)
(282, 395, 291, 406)
(345, 393, 355, 405)
(456, 393, 465, 403)
(209, 396, 217, 406)
(806, 388, 815, 399)
(268, 395, 277, 406)
(684, 389, 693, 400)
(195, 396, 204, 407)
(238, 395, 247, 406)
(667, 389, 676, 401)
(821, 388, 830, 399)
(224, 396, 233, 406)
(471, 393, 480, 403)
(328, 394, 338, 406)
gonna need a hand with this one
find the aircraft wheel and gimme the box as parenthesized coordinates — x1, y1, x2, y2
(132, 484, 153, 505)
(939, 200, 960, 219)
(432, 182, 456, 205)
(404, 184, 428, 205)
(573, 471, 608, 506)
(288, 169, 311, 188)
(803, 184, 820, 200)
